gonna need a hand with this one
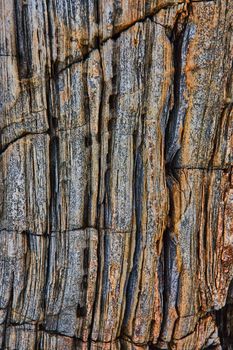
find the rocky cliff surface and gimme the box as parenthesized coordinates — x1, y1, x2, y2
(0, 0, 232, 349)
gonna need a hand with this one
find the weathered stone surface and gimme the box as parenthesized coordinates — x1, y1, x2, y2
(0, 0, 49, 149)
(1, 324, 37, 350)
(0, 231, 46, 339)
(91, 230, 133, 341)
(166, 1, 233, 168)
(48, 49, 101, 231)
(170, 314, 221, 350)
(47, 0, 98, 70)
(96, 19, 171, 343)
(0, 57, 48, 149)
(98, 0, 184, 41)
(0, 0, 232, 349)
(45, 228, 98, 340)
(0, 134, 50, 233)
(160, 168, 233, 346)
(40, 332, 75, 350)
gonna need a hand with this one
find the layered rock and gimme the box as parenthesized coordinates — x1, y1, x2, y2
(0, 0, 232, 349)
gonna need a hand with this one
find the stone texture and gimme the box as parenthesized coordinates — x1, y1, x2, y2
(0, 0, 232, 349)
(0, 134, 50, 233)
(0, 57, 48, 149)
(160, 168, 233, 347)
(45, 228, 98, 340)
(166, 1, 233, 168)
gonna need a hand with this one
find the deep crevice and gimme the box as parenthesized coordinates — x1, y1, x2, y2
(42, 0, 60, 335)
(89, 0, 104, 341)
(159, 3, 191, 347)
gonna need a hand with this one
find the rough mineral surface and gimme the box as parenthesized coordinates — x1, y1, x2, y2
(0, 0, 232, 349)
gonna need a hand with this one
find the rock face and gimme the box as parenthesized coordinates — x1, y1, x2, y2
(0, 0, 232, 349)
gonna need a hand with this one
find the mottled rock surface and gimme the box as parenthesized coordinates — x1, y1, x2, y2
(0, 0, 232, 349)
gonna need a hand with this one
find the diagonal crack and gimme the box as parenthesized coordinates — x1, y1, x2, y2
(0, 130, 49, 156)
(53, 2, 187, 77)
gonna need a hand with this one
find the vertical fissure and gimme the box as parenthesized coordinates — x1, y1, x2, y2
(159, 4, 191, 348)
(89, 0, 104, 341)
(42, 0, 59, 337)
(165, 4, 191, 170)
